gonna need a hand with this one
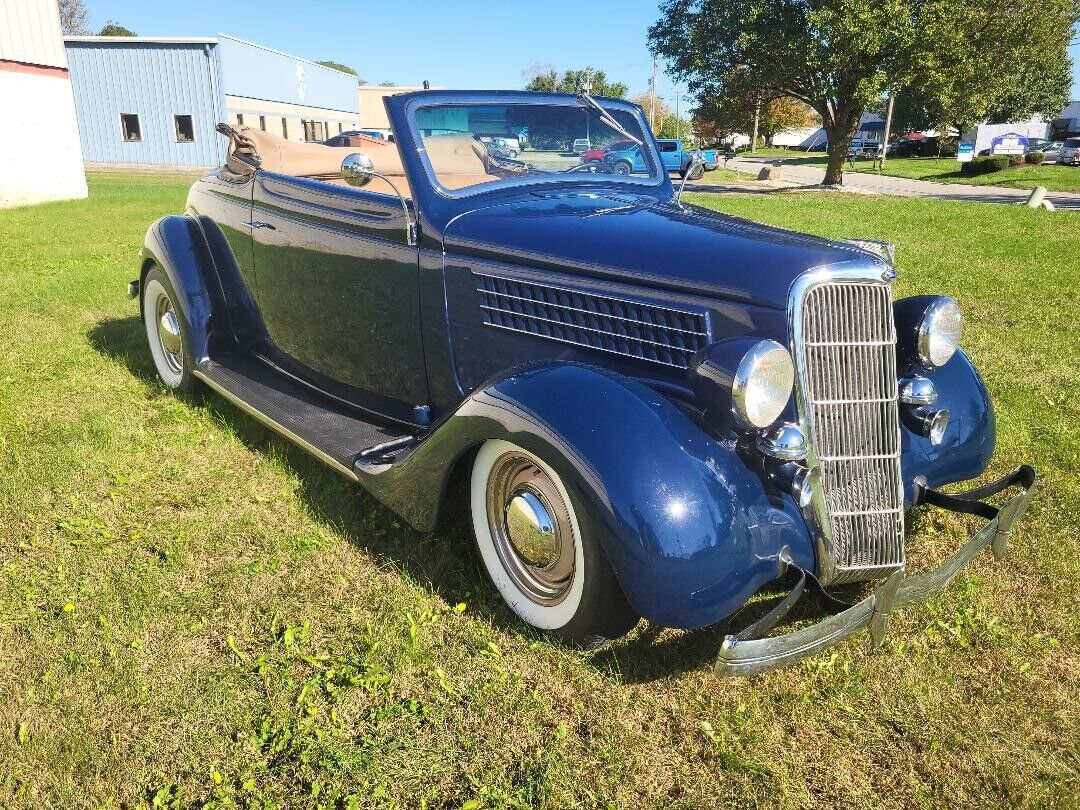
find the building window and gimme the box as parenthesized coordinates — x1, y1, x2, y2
(281, 118, 288, 139)
(259, 115, 266, 131)
(174, 114, 195, 142)
(236, 113, 245, 126)
(120, 113, 142, 142)
(303, 120, 325, 142)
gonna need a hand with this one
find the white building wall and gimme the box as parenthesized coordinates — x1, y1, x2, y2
(0, 0, 69, 67)
(0, 0, 87, 207)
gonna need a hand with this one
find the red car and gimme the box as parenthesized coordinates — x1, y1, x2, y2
(580, 139, 636, 166)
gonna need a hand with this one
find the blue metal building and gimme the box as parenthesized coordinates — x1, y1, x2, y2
(65, 35, 360, 167)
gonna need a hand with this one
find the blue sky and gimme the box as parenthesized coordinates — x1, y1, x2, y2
(85, 0, 1080, 102)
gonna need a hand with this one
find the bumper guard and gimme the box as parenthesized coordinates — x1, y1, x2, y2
(715, 465, 1037, 677)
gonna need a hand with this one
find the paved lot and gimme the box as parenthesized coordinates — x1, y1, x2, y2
(695, 156, 1080, 210)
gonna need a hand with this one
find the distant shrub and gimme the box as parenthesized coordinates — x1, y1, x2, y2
(1024, 151, 1044, 164)
(960, 155, 1010, 176)
(1008, 154, 1025, 167)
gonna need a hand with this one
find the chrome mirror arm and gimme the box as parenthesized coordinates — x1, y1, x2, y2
(341, 153, 417, 247)
(676, 152, 705, 206)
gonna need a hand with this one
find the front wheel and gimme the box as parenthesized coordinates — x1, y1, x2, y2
(470, 439, 637, 645)
(611, 161, 632, 176)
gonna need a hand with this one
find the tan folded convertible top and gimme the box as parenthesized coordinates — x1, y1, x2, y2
(215, 124, 502, 194)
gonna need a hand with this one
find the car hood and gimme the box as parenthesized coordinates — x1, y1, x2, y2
(441, 191, 886, 310)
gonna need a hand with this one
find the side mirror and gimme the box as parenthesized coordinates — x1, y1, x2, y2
(341, 152, 376, 187)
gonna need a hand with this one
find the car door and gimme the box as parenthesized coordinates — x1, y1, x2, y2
(656, 140, 682, 172)
(248, 171, 427, 422)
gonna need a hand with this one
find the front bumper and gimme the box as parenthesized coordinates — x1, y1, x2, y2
(715, 465, 1037, 677)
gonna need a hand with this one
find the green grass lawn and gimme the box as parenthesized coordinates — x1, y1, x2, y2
(741, 150, 1080, 193)
(0, 174, 1077, 808)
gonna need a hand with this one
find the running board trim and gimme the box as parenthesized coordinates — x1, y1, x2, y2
(193, 367, 359, 481)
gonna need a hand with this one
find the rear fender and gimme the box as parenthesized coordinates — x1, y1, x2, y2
(139, 215, 216, 364)
(356, 362, 817, 628)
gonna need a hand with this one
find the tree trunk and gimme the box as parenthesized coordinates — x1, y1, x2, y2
(822, 113, 862, 185)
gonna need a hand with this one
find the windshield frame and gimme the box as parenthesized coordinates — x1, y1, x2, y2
(400, 91, 667, 200)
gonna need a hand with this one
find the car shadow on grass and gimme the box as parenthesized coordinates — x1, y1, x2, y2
(88, 315, 833, 684)
(86, 317, 562, 635)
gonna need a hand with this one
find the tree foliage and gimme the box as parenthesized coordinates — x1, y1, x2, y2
(694, 94, 817, 145)
(649, 0, 1078, 184)
(57, 0, 90, 35)
(523, 66, 629, 99)
(317, 60, 359, 77)
(98, 20, 136, 36)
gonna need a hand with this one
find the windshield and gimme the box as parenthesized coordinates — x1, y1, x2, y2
(410, 100, 660, 194)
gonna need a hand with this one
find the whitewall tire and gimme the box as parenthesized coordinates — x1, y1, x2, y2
(142, 266, 201, 396)
(470, 439, 637, 644)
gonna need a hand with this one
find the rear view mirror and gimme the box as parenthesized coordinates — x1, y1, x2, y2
(341, 152, 375, 187)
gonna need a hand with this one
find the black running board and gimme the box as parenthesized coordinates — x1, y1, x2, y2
(194, 354, 413, 480)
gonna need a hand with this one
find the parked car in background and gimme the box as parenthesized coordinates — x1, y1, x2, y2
(580, 139, 636, 166)
(571, 138, 591, 154)
(322, 131, 388, 148)
(131, 91, 1036, 678)
(1059, 137, 1080, 165)
(482, 137, 520, 159)
(887, 137, 941, 158)
(605, 138, 718, 179)
(1036, 141, 1063, 163)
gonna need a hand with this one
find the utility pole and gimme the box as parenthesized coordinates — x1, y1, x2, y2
(675, 88, 680, 140)
(881, 91, 895, 166)
(751, 96, 761, 154)
(650, 55, 658, 132)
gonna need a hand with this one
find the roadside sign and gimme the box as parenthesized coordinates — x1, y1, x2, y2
(990, 132, 1028, 155)
(957, 143, 975, 163)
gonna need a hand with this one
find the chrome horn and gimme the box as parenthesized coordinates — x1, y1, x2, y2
(340, 153, 417, 246)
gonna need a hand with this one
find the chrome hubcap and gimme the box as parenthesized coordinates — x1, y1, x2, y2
(155, 294, 183, 374)
(486, 453, 575, 605)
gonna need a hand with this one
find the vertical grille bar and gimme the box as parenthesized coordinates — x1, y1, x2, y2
(799, 280, 905, 582)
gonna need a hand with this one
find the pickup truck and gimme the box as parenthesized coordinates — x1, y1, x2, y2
(603, 138, 718, 179)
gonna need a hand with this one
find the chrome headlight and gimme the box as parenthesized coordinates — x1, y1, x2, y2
(732, 340, 795, 429)
(917, 298, 963, 367)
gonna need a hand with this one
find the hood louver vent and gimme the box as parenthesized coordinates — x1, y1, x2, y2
(475, 273, 710, 369)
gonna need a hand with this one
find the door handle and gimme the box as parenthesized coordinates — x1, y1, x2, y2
(244, 220, 275, 230)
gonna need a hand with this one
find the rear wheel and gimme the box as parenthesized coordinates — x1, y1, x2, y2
(612, 161, 632, 176)
(142, 266, 201, 396)
(470, 439, 637, 645)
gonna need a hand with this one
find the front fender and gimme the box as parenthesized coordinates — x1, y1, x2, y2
(139, 215, 215, 364)
(900, 349, 996, 503)
(356, 363, 817, 628)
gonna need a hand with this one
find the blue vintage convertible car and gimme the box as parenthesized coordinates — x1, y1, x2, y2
(131, 91, 1035, 676)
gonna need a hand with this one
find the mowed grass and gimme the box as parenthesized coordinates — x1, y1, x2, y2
(744, 150, 1080, 193)
(0, 173, 1077, 809)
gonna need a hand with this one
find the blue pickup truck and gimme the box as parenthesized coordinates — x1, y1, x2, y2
(603, 138, 718, 179)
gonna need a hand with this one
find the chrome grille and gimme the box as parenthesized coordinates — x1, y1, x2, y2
(799, 280, 905, 582)
(476, 273, 710, 369)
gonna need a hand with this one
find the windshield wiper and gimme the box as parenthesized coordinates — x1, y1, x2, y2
(576, 92, 644, 147)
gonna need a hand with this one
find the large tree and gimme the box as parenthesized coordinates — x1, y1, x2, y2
(524, 66, 629, 99)
(57, 0, 90, 35)
(649, 0, 1078, 185)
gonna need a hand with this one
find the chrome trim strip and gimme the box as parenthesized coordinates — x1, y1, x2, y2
(193, 367, 359, 482)
(475, 271, 708, 317)
(477, 288, 705, 335)
(477, 305, 701, 353)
